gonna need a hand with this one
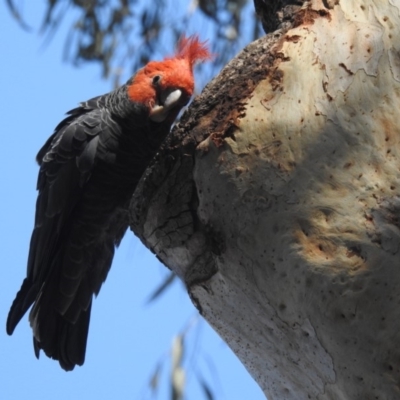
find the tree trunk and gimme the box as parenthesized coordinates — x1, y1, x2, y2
(130, 1, 400, 398)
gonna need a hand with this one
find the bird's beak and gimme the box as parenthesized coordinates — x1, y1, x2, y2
(150, 89, 183, 122)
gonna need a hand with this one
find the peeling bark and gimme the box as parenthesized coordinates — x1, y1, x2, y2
(130, 1, 400, 399)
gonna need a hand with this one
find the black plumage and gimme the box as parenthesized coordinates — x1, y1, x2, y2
(6, 86, 173, 370)
(6, 34, 211, 371)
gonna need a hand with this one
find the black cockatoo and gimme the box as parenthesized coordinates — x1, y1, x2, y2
(7, 36, 211, 371)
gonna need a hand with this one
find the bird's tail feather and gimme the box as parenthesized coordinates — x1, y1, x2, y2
(6, 278, 38, 335)
(30, 280, 92, 371)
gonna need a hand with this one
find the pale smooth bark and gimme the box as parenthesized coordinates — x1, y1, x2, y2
(130, 1, 400, 398)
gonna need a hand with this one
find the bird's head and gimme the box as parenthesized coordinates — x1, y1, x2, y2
(127, 35, 211, 123)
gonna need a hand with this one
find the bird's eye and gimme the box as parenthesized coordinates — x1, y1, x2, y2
(152, 75, 161, 86)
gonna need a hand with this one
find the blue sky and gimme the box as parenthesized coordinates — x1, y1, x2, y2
(0, 2, 264, 399)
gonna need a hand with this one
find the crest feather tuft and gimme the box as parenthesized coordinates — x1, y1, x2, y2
(175, 35, 212, 68)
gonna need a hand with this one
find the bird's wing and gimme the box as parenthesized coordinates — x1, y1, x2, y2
(6, 98, 109, 335)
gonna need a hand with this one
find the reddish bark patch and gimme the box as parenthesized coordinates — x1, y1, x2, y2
(285, 35, 302, 43)
(293, 7, 331, 28)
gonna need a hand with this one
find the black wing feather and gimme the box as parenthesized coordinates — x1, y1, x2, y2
(6, 96, 126, 370)
(7, 87, 171, 370)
